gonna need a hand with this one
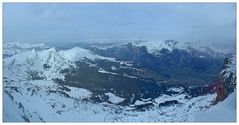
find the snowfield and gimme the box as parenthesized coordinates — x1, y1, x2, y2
(195, 90, 236, 122)
(59, 47, 116, 62)
(3, 78, 217, 122)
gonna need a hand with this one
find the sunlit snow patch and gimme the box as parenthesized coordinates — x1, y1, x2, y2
(167, 87, 184, 93)
(65, 86, 92, 100)
(98, 68, 119, 75)
(105, 92, 125, 104)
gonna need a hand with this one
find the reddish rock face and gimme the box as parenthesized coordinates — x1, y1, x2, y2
(215, 80, 225, 103)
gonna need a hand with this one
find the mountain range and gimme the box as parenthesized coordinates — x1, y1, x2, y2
(3, 40, 236, 122)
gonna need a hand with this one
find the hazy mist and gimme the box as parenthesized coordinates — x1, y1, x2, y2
(3, 3, 236, 45)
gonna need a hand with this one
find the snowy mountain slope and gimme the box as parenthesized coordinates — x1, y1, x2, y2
(3, 92, 26, 122)
(195, 90, 236, 122)
(220, 55, 236, 83)
(3, 43, 116, 81)
(59, 47, 116, 62)
(3, 78, 216, 122)
(4, 48, 70, 80)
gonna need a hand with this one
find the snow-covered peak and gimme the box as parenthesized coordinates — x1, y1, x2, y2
(59, 47, 115, 62)
(132, 40, 235, 55)
(220, 55, 236, 83)
(3, 43, 116, 80)
(4, 47, 70, 80)
(4, 42, 115, 64)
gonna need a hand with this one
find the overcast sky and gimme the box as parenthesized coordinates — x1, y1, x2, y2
(3, 3, 236, 44)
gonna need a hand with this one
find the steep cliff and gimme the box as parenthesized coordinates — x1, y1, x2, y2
(215, 56, 236, 103)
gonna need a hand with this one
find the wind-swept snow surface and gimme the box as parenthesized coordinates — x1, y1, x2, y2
(3, 93, 25, 122)
(195, 90, 236, 122)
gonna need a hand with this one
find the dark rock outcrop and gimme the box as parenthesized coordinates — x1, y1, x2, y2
(215, 56, 236, 103)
